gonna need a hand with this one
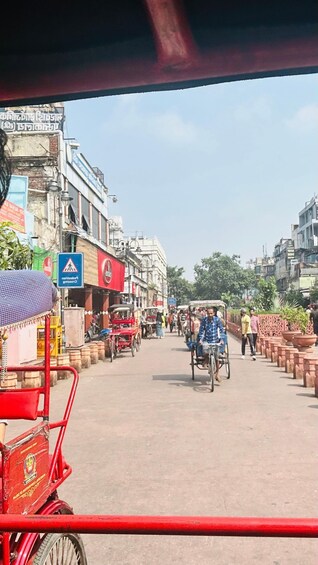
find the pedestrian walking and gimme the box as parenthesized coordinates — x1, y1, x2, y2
(250, 307, 260, 352)
(240, 308, 256, 360)
(164, 312, 169, 329)
(156, 310, 164, 338)
(140, 310, 147, 338)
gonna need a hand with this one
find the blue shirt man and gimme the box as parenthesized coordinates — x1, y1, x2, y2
(198, 307, 224, 381)
(198, 308, 224, 345)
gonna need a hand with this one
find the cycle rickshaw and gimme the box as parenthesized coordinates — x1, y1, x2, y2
(0, 270, 87, 565)
(143, 307, 159, 339)
(108, 304, 141, 360)
(187, 300, 231, 391)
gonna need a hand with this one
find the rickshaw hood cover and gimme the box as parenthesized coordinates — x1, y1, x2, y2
(0, 270, 58, 329)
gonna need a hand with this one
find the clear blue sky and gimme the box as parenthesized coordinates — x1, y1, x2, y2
(64, 73, 318, 280)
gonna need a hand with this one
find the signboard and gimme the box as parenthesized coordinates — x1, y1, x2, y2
(8, 175, 28, 209)
(168, 297, 177, 307)
(57, 253, 84, 288)
(43, 256, 53, 277)
(32, 248, 57, 281)
(97, 250, 125, 292)
(72, 153, 103, 196)
(0, 106, 64, 133)
(0, 199, 25, 232)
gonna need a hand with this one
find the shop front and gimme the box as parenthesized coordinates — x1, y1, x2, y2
(68, 238, 125, 330)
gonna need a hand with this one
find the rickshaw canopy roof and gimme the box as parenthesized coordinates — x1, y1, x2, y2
(0, 1, 317, 106)
(0, 271, 58, 330)
(189, 300, 227, 309)
(109, 304, 134, 312)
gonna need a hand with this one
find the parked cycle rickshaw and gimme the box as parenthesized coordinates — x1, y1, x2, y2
(0, 270, 87, 565)
(108, 304, 141, 360)
(187, 300, 231, 390)
(143, 307, 159, 339)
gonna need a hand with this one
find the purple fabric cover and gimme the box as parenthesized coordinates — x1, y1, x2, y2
(0, 270, 58, 328)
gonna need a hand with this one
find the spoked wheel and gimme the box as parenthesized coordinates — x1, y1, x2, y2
(33, 532, 87, 565)
(147, 325, 153, 339)
(225, 344, 231, 378)
(136, 334, 141, 352)
(191, 349, 195, 380)
(208, 354, 215, 392)
(131, 339, 136, 357)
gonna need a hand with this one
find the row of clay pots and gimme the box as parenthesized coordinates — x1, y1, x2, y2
(257, 335, 318, 394)
(281, 330, 317, 350)
(1, 340, 109, 389)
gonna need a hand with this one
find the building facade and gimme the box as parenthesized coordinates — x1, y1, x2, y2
(5, 103, 125, 330)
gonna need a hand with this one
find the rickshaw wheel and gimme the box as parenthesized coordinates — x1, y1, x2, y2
(136, 334, 141, 352)
(131, 339, 136, 357)
(225, 344, 231, 378)
(208, 355, 215, 392)
(32, 532, 87, 564)
(191, 348, 195, 380)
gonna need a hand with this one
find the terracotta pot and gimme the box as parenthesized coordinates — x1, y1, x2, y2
(281, 330, 301, 345)
(292, 334, 316, 352)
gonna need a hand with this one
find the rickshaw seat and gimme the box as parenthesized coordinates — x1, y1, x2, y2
(0, 389, 40, 420)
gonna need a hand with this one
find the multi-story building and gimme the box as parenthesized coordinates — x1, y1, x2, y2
(273, 237, 295, 294)
(3, 103, 125, 330)
(109, 221, 168, 310)
(287, 198, 318, 297)
(297, 196, 318, 249)
(246, 256, 275, 279)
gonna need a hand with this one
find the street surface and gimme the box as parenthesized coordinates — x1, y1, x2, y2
(10, 332, 318, 564)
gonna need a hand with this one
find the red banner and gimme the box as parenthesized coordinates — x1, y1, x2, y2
(97, 250, 125, 292)
(0, 200, 25, 233)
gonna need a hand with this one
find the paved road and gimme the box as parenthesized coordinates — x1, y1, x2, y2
(12, 331, 318, 564)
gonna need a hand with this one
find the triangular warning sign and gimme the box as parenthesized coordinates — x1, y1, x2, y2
(62, 258, 78, 273)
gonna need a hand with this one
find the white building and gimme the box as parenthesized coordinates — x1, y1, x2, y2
(109, 221, 168, 310)
(296, 196, 318, 249)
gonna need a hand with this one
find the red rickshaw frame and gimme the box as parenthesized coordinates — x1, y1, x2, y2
(0, 315, 83, 565)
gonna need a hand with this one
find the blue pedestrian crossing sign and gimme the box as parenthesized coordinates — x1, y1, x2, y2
(57, 253, 84, 288)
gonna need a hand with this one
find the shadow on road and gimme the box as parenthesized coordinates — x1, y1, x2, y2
(152, 373, 220, 393)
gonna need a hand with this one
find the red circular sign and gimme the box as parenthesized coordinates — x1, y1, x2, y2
(43, 256, 53, 277)
(103, 259, 112, 285)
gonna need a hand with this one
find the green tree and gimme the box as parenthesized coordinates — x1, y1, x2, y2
(254, 277, 277, 311)
(167, 265, 194, 306)
(193, 252, 257, 300)
(0, 221, 32, 270)
(284, 288, 306, 308)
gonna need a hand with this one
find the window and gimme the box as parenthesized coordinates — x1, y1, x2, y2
(92, 206, 99, 240)
(81, 196, 90, 233)
(67, 183, 79, 223)
(100, 216, 107, 245)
